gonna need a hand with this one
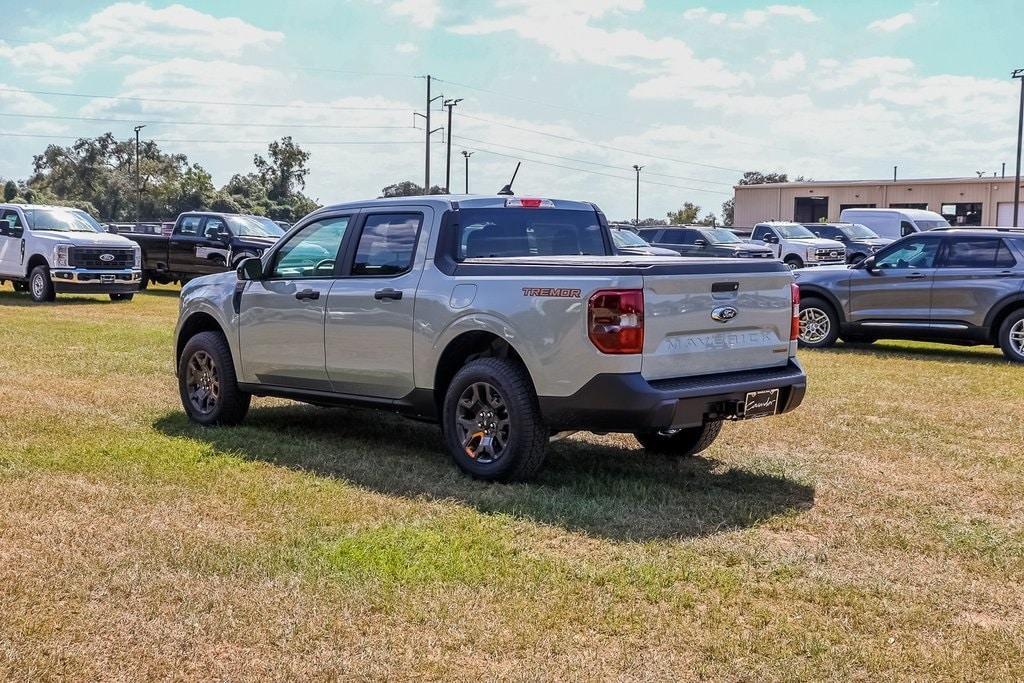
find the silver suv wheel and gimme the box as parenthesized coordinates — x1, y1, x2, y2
(799, 307, 831, 344)
(1010, 319, 1024, 356)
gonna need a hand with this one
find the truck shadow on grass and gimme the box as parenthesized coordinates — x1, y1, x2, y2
(0, 291, 119, 307)
(155, 405, 814, 542)
(818, 341, 1007, 366)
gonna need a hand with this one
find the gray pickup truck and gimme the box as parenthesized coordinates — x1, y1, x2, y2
(174, 195, 806, 481)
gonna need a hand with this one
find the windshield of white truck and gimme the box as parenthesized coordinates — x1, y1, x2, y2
(774, 224, 816, 239)
(456, 208, 607, 259)
(25, 208, 102, 233)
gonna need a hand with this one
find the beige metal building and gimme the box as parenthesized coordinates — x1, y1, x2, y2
(733, 176, 1024, 227)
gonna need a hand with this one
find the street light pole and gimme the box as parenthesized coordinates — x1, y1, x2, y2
(632, 164, 643, 224)
(461, 150, 473, 194)
(443, 98, 462, 193)
(134, 125, 145, 221)
(1012, 69, 1024, 227)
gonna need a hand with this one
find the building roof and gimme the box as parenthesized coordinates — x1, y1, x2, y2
(733, 176, 1016, 190)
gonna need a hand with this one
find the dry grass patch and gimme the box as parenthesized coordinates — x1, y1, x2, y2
(1, 283, 1023, 680)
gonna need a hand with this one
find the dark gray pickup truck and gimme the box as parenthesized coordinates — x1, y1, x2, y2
(121, 212, 283, 286)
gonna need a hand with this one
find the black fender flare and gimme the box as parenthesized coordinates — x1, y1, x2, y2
(796, 284, 847, 324)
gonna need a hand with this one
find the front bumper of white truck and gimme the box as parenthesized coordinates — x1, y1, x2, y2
(51, 268, 143, 293)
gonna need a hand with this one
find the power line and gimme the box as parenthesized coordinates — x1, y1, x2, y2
(0, 86, 411, 112)
(454, 111, 744, 174)
(0, 131, 427, 145)
(0, 111, 411, 130)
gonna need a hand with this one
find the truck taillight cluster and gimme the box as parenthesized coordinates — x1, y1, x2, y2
(588, 289, 644, 354)
(790, 283, 800, 341)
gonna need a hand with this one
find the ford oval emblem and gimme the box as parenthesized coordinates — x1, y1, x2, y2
(99, 253, 115, 262)
(711, 306, 738, 322)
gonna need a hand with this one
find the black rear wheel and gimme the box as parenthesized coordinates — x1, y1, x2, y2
(442, 357, 547, 481)
(635, 421, 722, 458)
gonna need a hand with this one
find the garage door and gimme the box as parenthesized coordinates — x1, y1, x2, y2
(997, 202, 1024, 226)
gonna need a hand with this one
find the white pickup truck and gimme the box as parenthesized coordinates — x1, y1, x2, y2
(750, 221, 846, 270)
(0, 203, 142, 302)
(174, 195, 807, 481)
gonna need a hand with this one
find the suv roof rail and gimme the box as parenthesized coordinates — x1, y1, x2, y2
(930, 226, 1024, 233)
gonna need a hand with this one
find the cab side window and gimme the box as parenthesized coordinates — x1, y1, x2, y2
(752, 225, 771, 241)
(900, 221, 916, 237)
(0, 209, 22, 235)
(875, 237, 939, 269)
(204, 217, 228, 239)
(660, 230, 688, 245)
(270, 216, 350, 279)
(352, 213, 422, 276)
(177, 216, 203, 236)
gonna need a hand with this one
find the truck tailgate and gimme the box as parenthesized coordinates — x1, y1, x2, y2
(642, 269, 794, 380)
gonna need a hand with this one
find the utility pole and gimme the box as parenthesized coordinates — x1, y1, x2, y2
(134, 125, 145, 221)
(892, 165, 897, 183)
(461, 150, 473, 194)
(1012, 69, 1024, 227)
(413, 75, 444, 194)
(443, 98, 463, 193)
(632, 164, 643, 224)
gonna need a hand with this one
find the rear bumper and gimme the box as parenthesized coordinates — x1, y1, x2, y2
(538, 359, 806, 432)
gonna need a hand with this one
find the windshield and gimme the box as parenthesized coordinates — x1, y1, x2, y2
(246, 215, 285, 236)
(25, 208, 101, 233)
(456, 208, 608, 259)
(703, 228, 742, 244)
(226, 215, 281, 237)
(841, 223, 879, 239)
(916, 219, 951, 230)
(774, 224, 816, 239)
(611, 229, 650, 247)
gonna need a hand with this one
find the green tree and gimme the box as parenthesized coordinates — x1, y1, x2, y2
(253, 136, 310, 201)
(721, 198, 734, 226)
(666, 202, 702, 224)
(738, 171, 789, 186)
(3, 180, 16, 202)
(380, 180, 445, 197)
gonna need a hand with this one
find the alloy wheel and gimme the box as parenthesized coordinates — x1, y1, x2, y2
(1010, 319, 1024, 356)
(454, 381, 511, 464)
(186, 350, 220, 415)
(799, 307, 831, 344)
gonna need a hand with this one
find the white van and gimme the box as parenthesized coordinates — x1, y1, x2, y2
(838, 208, 950, 240)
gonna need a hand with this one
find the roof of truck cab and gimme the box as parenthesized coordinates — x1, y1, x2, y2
(313, 195, 598, 213)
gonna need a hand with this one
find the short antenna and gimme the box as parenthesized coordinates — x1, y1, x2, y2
(497, 162, 521, 196)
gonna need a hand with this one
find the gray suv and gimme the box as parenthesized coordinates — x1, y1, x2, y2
(793, 229, 1024, 362)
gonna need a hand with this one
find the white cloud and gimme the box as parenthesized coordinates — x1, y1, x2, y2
(816, 56, 915, 90)
(767, 52, 806, 80)
(388, 0, 441, 28)
(394, 42, 419, 54)
(0, 83, 57, 115)
(685, 4, 820, 29)
(868, 12, 915, 32)
(683, 7, 727, 24)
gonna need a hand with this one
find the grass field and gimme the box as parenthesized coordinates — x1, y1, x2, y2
(1, 283, 1023, 680)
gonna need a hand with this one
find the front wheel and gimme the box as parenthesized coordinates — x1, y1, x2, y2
(783, 255, 804, 270)
(635, 420, 722, 458)
(998, 310, 1024, 363)
(798, 296, 839, 348)
(109, 293, 134, 302)
(29, 265, 55, 302)
(178, 331, 251, 425)
(442, 357, 548, 481)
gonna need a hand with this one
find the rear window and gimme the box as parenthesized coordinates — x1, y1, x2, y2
(456, 208, 607, 259)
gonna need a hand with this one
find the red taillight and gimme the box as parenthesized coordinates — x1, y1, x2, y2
(790, 283, 800, 341)
(588, 289, 644, 354)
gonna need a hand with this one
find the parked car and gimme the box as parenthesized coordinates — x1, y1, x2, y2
(610, 226, 680, 256)
(839, 208, 950, 240)
(793, 229, 1024, 362)
(750, 222, 846, 269)
(174, 194, 806, 481)
(802, 223, 893, 263)
(639, 225, 775, 259)
(122, 212, 283, 287)
(0, 203, 141, 302)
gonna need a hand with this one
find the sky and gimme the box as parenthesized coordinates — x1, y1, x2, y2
(0, 0, 1022, 221)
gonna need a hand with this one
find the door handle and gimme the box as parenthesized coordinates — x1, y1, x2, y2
(295, 288, 320, 300)
(904, 273, 926, 280)
(374, 288, 403, 301)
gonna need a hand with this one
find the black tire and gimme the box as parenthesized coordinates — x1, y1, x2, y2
(12, 281, 28, 293)
(109, 293, 134, 302)
(139, 272, 150, 290)
(442, 357, 547, 482)
(784, 255, 804, 270)
(29, 265, 55, 302)
(635, 420, 722, 458)
(178, 331, 251, 426)
(798, 296, 840, 348)
(997, 309, 1024, 363)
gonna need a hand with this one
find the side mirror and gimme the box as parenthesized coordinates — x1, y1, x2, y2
(236, 256, 263, 281)
(861, 255, 877, 272)
(694, 239, 707, 247)
(2, 224, 23, 238)
(763, 234, 777, 244)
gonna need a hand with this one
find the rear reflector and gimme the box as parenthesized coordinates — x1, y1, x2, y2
(505, 197, 553, 208)
(790, 283, 800, 341)
(588, 289, 644, 354)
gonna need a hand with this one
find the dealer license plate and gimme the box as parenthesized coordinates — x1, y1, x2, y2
(743, 389, 779, 419)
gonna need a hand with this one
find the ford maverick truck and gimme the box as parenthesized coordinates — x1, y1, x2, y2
(174, 195, 806, 481)
(0, 203, 141, 302)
